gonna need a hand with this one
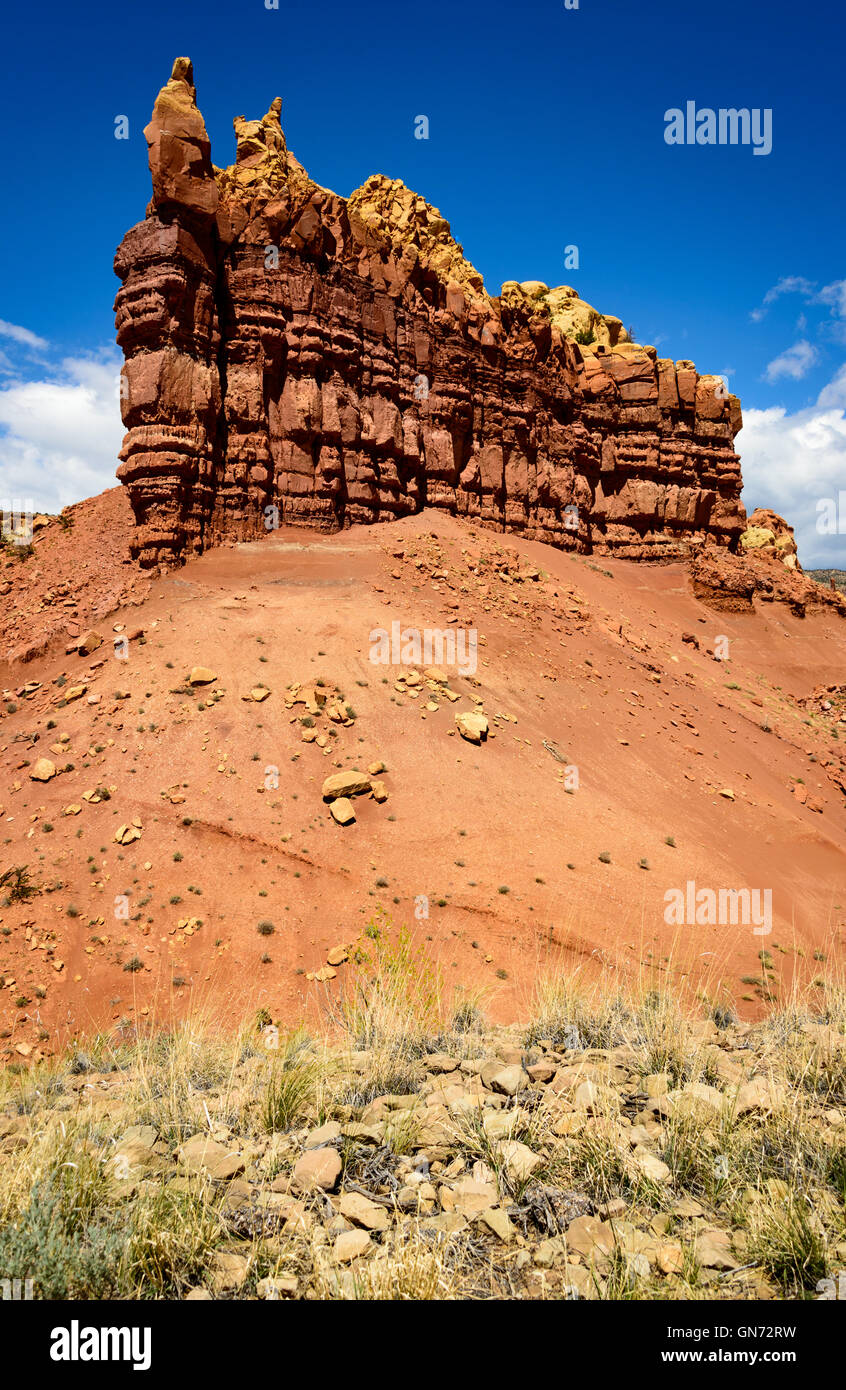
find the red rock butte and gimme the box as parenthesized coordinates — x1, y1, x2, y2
(114, 57, 745, 572)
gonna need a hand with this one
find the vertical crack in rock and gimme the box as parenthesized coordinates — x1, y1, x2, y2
(114, 58, 747, 571)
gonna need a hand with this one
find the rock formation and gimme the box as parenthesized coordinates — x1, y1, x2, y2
(740, 508, 800, 569)
(114, 59, 746, 570)
(692, 512, 846, 616)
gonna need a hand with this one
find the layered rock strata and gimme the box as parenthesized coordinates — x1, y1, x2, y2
(114, 59, 746, 570)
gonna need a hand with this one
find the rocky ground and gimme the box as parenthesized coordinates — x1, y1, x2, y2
(0, 490, 149, 665)
(0, 956, 843, 1301)
(2, 498, 844, 1303)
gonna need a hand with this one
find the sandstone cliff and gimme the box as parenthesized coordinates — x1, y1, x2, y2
(114, 59, 746, 570)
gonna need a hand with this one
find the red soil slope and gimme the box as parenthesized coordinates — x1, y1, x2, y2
(2, 496, 845, 1058)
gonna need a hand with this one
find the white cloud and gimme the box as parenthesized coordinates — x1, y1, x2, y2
(817, 364, 846, 409)
(738, 368, 846, 568)
(0, 351, 124, 514)
(0, 318, 49, 351)
(816, 280, 846, 318)
(750, 276, 816, 321)
(764, 339, 819, 382)
(751, 275, 846, 347)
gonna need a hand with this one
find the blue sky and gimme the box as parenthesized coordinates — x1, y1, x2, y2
(1, 0, 844, 565)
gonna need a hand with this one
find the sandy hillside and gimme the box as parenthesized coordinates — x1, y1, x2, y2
(2, 495, 845, 1058)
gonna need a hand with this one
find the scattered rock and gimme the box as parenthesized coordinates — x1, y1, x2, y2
(480, 1206, 515, 1243)
(209, 1250, 250, 1293)
(339, 1192, 390, 1231)
(115, 822, 143, 845)
(631, 1148, 672, 1184)
(486, 1063, 527, 1096)
(322, 771, 371, 800)
(494, 1139, 542, 1183)
(657, 1242, 685, 1275)
(29, 758, 56, 782)
(257, 1275, 298, 1299)
(695, 1228, 739, 1271)
(78, 630, 103, 655)
(292, 1146, 342, 1192)
(565, 1215, 616, 1262)
(734, 1076, 787, 1115)
(456, 711, 489, 743)
(333, 1229, 372, 1263)
(330, 798, 355, 825)
(442, 1178, 499, 1215)
(178, 1135, 245, 1182)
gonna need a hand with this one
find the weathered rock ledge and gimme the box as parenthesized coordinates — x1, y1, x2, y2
(114, 58, 746, 571)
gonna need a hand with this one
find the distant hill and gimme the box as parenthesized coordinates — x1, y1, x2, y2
(808, 569, 846, 595)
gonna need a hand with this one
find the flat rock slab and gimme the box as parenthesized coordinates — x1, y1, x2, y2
(339, 1192, 390, 1231)
(322, 770, 371, 800)
(178, 1135, 245, 1181)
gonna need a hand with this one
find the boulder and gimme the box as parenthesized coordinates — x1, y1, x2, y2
(29, 758, 56, 782)
(322, 771, 371, 800)
(456, 712, 489, 744)
(78, 629, 103, 655)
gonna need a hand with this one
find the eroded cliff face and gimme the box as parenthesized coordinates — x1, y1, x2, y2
(114, 58, 746, 570)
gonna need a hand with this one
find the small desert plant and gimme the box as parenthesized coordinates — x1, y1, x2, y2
(0, 865, 39, 903)
(748, 1197, 829, 1294)
(261, 1029, 318, 1132)
(0, 1170, 125, 1299)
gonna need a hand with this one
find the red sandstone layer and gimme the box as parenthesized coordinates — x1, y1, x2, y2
(114, 59, 745, 571)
